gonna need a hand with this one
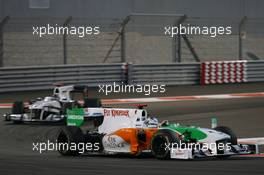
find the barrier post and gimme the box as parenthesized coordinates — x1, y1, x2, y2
(104, 16, 130, 63)
(62, 16, 72, 65)
(0, 16, 10, 67)
(173, 15, 187, 62)
(238, 16, 247, 60)
(127, 62, 133, 85)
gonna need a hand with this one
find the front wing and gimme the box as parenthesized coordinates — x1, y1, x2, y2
(170, 144, 252, 159)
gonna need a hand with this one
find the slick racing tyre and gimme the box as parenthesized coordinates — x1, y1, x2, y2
(151, 129, 180, 159)
(214, 126, 237, 145)
(12, 101, 24, 124)
(12, 101, 24, 114)
(57, 126, 84, 156)
(214, 126, 237, 159)
(4, 114, 11, 121)
(83, 98, 102, 108)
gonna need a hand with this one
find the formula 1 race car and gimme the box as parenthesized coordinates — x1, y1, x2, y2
(57, 105, 159, 156)
(151, 122, 251, 159)
(56, 105, 253, 159)
(3, 85, 101, 123)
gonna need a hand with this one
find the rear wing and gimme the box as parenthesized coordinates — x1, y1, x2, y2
(66, 108, 103, 127)
(66, 107, 148, 134)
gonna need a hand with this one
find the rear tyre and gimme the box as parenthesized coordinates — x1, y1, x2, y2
(57, 126, 84, 156)
(12, 101, 24, 114)
(12, 101, 24, 124)
(61, 102, 74, 115)
(151, 129, 180, 159)
(83, 98, 102, 108)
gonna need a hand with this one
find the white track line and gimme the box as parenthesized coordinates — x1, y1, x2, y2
(1, 91, 264, 108)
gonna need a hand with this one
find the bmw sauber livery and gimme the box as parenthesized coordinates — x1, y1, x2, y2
(3, 85, 101, 123)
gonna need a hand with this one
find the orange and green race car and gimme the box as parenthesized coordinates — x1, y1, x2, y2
(57, 106, 253, 159)
(57, 105, 159, 156)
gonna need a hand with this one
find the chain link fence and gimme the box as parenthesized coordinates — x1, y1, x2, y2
(0, 17, 122, 67)
(0, 15, 264, 67)
(123, 15, 250, 63)
(243, 18, 264, 61)
(181, 17, 240, 62)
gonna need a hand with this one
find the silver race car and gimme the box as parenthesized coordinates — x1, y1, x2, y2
(3, 85, 101, 123)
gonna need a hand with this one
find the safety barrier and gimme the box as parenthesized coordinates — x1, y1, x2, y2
(128, 63, 200, 85)
(246, 61, 264, 82)
(1, 61, 264, 93)
(0, 63, 126, 92)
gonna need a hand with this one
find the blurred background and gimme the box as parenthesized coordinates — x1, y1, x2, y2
(0, 0, 264, 67)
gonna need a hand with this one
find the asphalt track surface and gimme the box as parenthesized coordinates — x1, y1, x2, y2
(0, 83, 264, 175)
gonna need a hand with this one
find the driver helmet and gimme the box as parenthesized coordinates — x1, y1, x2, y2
(144, 117, 159, 128)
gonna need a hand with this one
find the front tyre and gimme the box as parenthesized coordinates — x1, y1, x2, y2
(151, 129, 180, 159)
(214, 126, 237, 159)
(214, 126, 237, 145)
(57, 126, 84, 156)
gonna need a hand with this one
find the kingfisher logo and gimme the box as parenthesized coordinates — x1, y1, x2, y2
(104, 109, 129, 117)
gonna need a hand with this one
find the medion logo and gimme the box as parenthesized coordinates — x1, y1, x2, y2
(67, 115, 83, 120)
(104, 109, 129, 117)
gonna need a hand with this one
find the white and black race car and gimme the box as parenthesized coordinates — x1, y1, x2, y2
(3, 85, 101, 123)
